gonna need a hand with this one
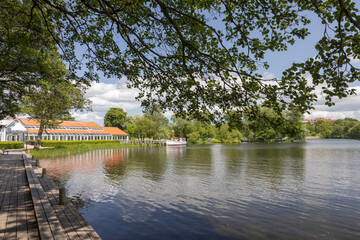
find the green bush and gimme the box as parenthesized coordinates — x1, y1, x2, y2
(28, 140, 124, 147)
(0, 141, 24, 149)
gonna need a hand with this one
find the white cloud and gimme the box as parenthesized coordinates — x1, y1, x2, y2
(305, 86, 360, 120)
(73, 81, 143, 125)
(263, 72, 276, 80)
(72, 111, 103, 122)
(73, 75, 360, 125)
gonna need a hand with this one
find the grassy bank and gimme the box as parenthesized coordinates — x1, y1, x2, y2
(30, 142, 156, 159)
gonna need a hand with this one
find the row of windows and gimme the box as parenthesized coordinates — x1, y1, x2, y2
(28, 135, 127, 141)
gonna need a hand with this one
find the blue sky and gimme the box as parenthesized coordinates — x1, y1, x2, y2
(72, 11, 360, 126)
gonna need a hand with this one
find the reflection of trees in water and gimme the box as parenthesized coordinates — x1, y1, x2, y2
(221, 148, 246, 177)
(245, 145, 305, 187)
(123, 147, 168, 182)
(172, 147, 213, 176)
(42, 144, 305, 193)
(287, 147, 306, 181)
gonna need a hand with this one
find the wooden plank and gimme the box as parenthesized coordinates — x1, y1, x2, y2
(18, 153, 40, 239)
(43, 176, 90, 239)
(39, 172, 89, 239)
(28, 179, 54, 239)
(25, 160, 54, 239)
(17, 160, 29, 240)
(49, 181, 101, 240)
(24, 184, 40, 239)
(0, 158, 12, 208)
(0, 154, 40, 239)
(30, 168, 67, 240)
(0, 156, 16, 238)
(39, 176, 82, 240)
(24, 157, 64, 240)
(4, 158, 18, 239)
(28, 155, 101, 240)
(36, 166, 101, 240)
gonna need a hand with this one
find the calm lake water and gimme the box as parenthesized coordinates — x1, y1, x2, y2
(39, 139, 360, 240)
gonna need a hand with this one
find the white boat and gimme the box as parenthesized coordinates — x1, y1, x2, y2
(166, 137, 187, 146)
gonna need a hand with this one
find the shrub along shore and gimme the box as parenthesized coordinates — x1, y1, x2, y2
(0, 141, 24, 149)
(29, 140, 157, 159)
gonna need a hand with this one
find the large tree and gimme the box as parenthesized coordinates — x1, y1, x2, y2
(143, 105, 170, 139)
(22, 80, 91, 149)
(104, 108, 127, 130)
(134, 116, 156, 140)
(0, 0, 89, 118)
(3, 0, 360, 122)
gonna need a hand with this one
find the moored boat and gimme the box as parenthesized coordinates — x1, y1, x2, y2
(166, 137, 186, 146)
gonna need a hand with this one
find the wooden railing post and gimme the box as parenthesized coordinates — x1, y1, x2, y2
(59, 187, 66, 205)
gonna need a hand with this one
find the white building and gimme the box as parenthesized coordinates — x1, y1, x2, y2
(0, 118, 129, 142)
(0, 119, 27, 142)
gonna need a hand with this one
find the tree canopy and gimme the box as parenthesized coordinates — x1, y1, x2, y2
(104, 108, 127, 130)
(21, 80, 91, 149)
(2, 0, 360, 122)
(0, 0, 89, 118)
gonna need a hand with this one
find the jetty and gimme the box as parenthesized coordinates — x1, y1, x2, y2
(0, 152, 101, 239)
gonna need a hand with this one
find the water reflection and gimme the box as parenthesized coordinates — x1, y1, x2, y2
(172, 146, 213, 176)
(38, 140, 360, 240)
(126, 147, 168, 182)
(245, 144, 305, 188)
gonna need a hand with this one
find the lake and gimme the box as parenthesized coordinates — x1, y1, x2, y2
(38, 139, 360, 240)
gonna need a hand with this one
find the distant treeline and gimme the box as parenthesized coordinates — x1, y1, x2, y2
(305, 118, 360, 139)
(113, 107, 307, 143)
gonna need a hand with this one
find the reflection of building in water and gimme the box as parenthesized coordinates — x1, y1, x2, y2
(40, 149, 128, 177)
(166, 146, 186, 159)
(102, 149, 128, 169)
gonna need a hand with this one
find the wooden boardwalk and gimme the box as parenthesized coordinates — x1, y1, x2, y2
(0, 153, 101, 239)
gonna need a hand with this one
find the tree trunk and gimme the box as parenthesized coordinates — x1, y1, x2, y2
(34, 124, 44, 150)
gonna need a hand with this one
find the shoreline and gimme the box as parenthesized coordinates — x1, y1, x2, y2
(305, 136, 321, 139)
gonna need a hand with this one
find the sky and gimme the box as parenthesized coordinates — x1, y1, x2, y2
(72, 11, 360, 126)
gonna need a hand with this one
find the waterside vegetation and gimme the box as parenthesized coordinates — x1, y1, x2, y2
(306, 118, 360, 139)
(105, 107, 307, 144)
(0, 141, 24, 149)
(30, 141, 157, 159)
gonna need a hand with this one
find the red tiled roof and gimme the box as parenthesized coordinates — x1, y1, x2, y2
(16, 118, 128, 136)
(103, 127, 128, 136)
(27, 129, 44, 134)
(57, 121, 101, 128)
(88, 130, 109, 134)
(17, 118, 101, 128)
(46, 129, 91, 134)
